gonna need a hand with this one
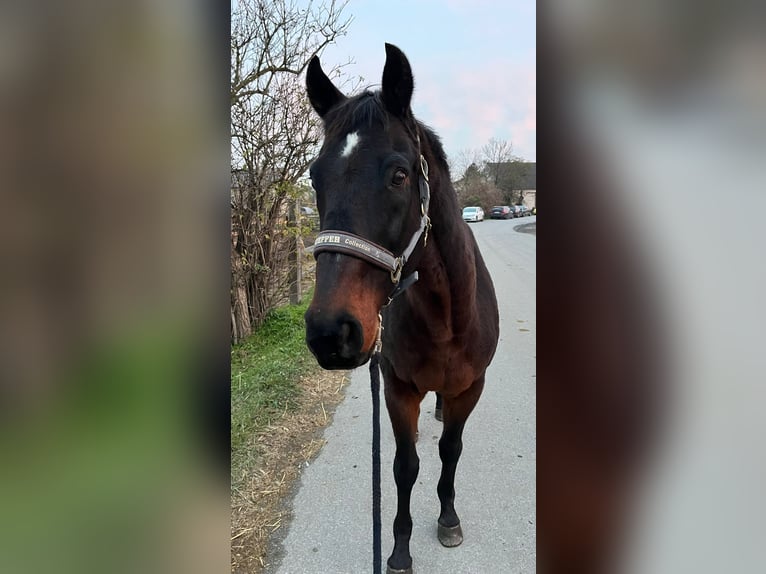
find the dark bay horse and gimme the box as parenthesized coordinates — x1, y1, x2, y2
(304, 43, 499, 573)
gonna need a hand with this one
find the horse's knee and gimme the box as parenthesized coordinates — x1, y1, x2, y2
(439, 432, 462, 452)
(439, 426, 464, 461)
(393, 447, 419, 487)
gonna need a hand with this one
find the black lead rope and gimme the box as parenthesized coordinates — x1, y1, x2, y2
(369, 276, 418, 573)
(369, 351, 382, 574)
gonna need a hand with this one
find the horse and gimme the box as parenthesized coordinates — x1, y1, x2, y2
(303, 43, 499, 573)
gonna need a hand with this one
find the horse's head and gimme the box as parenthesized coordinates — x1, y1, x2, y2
(304, 43, 427, 369)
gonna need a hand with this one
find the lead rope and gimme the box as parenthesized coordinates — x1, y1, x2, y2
(370, 313, 383, 574)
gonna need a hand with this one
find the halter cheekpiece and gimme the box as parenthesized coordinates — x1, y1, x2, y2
(312, 135, 432, 300)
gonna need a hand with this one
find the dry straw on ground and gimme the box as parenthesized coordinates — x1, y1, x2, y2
(231, 366, 350, 574)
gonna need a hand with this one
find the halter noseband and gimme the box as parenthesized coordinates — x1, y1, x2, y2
(312, 139, 432, 298)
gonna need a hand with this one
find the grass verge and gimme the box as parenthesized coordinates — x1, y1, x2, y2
(231, 295, 315, 484)
(230, 290, 350, 574)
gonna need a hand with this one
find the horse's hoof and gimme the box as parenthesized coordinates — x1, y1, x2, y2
(434, 407, 443, 421)
(386, 565, 413, 574)
(437, 522, 464, 547)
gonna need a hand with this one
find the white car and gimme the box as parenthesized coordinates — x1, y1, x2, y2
(462, 206, 484, 222)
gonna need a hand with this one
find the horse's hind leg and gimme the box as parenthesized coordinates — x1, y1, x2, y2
(437, 376, 485, 547)
(434, 392, 443, 421)
(384, 377, 424, 574)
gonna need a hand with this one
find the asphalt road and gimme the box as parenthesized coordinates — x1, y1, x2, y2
(267, 217, 536, 574)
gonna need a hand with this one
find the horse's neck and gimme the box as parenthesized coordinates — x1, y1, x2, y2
(409, 171, 478, 334)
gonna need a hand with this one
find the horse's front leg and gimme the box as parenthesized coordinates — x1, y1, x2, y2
(383, 376, 424, 574)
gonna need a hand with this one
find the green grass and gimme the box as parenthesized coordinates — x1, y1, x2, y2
(231, 295, 317, 482)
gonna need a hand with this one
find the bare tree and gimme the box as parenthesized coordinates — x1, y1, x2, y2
(453, 138, 533, 209)
(230, 0, 352, 342)
(454, 162, 503, 210)
(478, 138, 529, 205)
(449, 148, 482, 183)
(481, 138, 515, 187)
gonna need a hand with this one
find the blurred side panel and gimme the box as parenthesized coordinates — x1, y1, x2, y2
(539, 0, 766, 572)
(0, 0, 230, 572)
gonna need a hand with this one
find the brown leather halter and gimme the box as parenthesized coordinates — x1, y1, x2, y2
(312, 147, 431, 300)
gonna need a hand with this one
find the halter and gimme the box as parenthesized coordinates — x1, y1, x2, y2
(312, 135, 432, 301)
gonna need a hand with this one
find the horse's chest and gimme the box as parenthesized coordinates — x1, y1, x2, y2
(417, 360, 474, 395)
(384, 300, 489, 395)
(393, 339, 477, 395)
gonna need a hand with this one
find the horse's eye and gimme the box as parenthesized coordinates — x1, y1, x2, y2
(392, 169, 407, 187)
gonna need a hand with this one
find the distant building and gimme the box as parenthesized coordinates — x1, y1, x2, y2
(481, 161, 536, 209)
(518, 163, 536, 209)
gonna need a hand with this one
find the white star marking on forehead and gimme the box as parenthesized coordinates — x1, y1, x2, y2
(340, 131, 360, 158)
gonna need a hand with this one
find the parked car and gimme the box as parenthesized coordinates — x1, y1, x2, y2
(462, 206, 484, 222)
(515, 205, 530, 217)
(490, 205, 513, 219)
(507, 205, 520, 218)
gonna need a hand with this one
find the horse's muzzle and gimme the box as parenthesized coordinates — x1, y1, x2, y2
(305, 309, 367, 370)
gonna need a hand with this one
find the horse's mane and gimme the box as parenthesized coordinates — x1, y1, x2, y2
(324, 90, 389, 138)
(323, 89, 452, 181)
(417, 123, 450, 179)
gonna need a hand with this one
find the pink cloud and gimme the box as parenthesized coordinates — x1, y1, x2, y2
(414, 58, 536, 161)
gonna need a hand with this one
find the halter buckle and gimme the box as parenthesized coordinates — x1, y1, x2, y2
(390, 258, 403, 284)
(374, 312, 383, 353)
(419, 155, 429, 181)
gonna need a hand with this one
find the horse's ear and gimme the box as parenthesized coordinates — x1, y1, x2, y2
(381, 43, 414, 117)
(306, 55, 346, 118)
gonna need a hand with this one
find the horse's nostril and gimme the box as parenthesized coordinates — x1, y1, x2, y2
(338, 318, 362, 359)
(305, 311, 365, 369)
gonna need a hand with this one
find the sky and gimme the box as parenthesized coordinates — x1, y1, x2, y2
(319, 0, 536, 164)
